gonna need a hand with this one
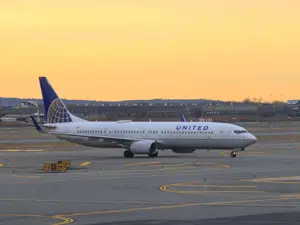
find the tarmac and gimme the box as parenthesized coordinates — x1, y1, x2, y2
(0, 121, 300, 225)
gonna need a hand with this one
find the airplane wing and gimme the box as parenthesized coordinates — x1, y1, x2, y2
(56, 133, 164, 148)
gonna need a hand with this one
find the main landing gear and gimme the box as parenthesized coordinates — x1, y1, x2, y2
(124, 150, 134, 158)
(123, 150, 158, 158)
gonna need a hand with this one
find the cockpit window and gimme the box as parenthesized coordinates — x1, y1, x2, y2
(234, 130, 248, 134)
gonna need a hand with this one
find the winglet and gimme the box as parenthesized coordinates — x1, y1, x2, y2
(180, 113, 186, 122)
(31, 116, 46, 133)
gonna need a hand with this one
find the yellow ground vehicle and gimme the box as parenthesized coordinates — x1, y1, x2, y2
(43, 163, 67, 172)
(58, 160, 71, 169)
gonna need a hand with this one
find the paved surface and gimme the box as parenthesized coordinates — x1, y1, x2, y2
(0, 122, 300, 224)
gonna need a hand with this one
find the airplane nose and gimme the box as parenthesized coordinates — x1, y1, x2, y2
(249, 134, 257, 144)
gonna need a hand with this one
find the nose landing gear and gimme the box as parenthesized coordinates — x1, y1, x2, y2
(230, 148, 244, 158)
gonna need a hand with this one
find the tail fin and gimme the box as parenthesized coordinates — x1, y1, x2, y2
(39, 77, 87, 124)
(180, 113, 186, 122)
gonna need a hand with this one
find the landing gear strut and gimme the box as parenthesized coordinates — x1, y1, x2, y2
(124, 150, 134, 158)
(230, 152, 237, 158)
(148, 152, 158, 158)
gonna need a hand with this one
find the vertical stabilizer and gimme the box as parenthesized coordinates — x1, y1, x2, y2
(180, 113, 186, 122)
(39, 77, 87, 124)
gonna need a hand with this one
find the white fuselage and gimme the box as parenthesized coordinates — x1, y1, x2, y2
(45, 121, 257, 150)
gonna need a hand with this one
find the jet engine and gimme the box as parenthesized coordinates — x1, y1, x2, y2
(129, 140, 158, 156)
(171, 148, 196, 153)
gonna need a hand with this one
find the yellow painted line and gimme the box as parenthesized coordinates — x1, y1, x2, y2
(0, 164, 3, 167)
(24, 150, 48, 152)
(173, 191, 261, 194)
(0, 213, 45, 218)
(124, 162, 160, 166)
(14, 175, 41, 178)
(241, 176, 300, 184)
(59, 196, 296, 217)
(0, 150, 47, 152)
(80, 162, 91, 167)
(220, 151, 268, 156)
(281, 194, 300, 197)
(52, 215, 74, 225)
(0, 198, 180, 205)
(125, 161, 230, 169)
(0, 171, 225, 185)
(159, 182, 262, 195)
(174, 184, 257, 188)
(0, 214, 73, 225)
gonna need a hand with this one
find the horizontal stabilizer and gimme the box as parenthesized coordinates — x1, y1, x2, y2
(31, 116, 46, 133)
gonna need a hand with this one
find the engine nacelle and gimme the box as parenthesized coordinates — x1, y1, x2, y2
(171, 148, 196, 153)
(129, 140, 157, 155)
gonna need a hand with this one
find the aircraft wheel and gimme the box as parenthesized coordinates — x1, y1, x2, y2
(124, 150, 134, 158)
(230, 152, 237, 158)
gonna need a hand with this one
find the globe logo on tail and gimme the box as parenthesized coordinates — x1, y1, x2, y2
(47, 98, 72, 123)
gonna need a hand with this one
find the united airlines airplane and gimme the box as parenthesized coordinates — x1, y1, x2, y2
(33, 77, 257, 158)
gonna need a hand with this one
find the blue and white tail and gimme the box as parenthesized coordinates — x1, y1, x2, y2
(180, 113, 186, 122)
(39, 77, 87, 124)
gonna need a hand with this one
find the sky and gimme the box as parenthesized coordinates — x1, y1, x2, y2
(1, 0, 299, 102)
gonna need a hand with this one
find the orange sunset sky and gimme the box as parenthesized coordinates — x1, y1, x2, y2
(1, 0, 299, 102)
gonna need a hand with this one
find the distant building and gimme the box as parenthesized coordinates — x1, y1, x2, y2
(287, 100, 300, 105)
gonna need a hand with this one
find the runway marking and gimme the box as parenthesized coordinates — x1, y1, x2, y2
(241, 176, 300, 184)
(0, 213, 44, 218)
(80, 162, 91, 167)
(160, 182, 262, 195)
(220, 151, 269, 156)
(124, 162, 160, 166)
(209, 219, 298, 224)
(173, 183, 257, 188)
(58, 196, 297, 217)
(0, 198, 179, 205)
(0, 149, 47, 152)
(126, 161, 231, 169)
(0, 213, 74, 225)
(151, 162, 231, 169)
(14, 175, 41, 178)
(52, 215, 74, 225)
(0, 171, 224, 185)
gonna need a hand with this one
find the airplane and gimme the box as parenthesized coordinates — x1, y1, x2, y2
(180, 113, 186, 122)
(33, 77, 257, 158)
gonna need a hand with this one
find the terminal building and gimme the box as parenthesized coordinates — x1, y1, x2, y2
(287, 100, 300, 105)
